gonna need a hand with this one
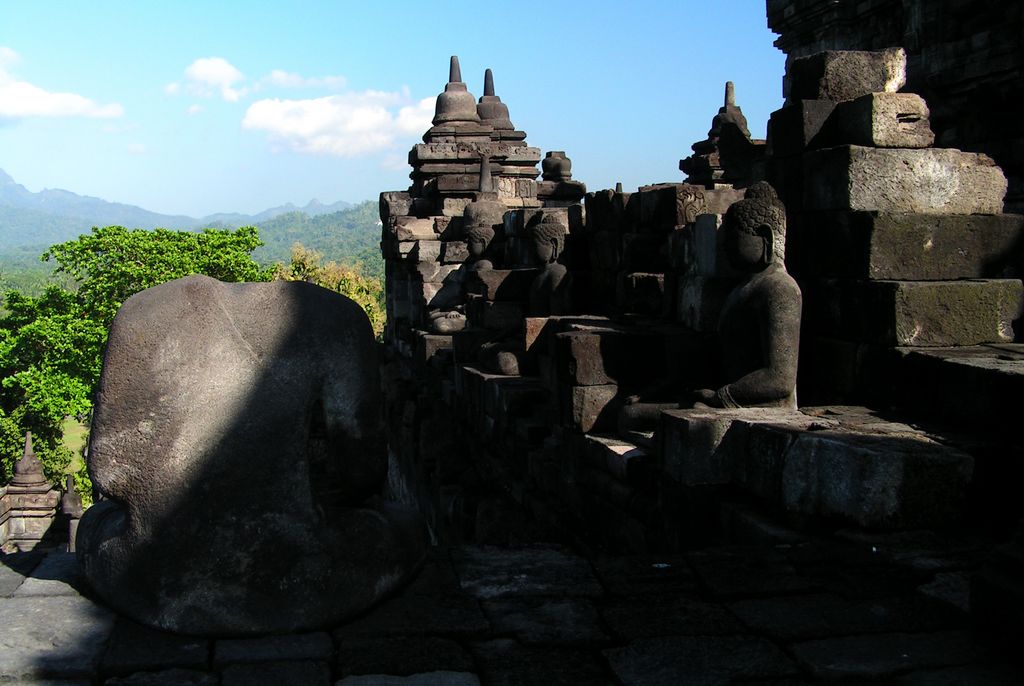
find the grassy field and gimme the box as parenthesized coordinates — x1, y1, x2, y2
(62, 416, 88, 473)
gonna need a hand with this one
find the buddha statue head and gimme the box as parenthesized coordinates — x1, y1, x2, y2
(529, 213, 567, 266)
(722, 182, 787, 272)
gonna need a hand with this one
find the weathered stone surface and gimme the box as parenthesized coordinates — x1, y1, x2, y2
(800, 211, 1024, 280)
(77, 275, 426, 635)
(894, 663, 1024, 685)
(481, 597, 607, 646)
(452, 545, 603, 599)
(101, 619, 209, 675)
(602, 595, 744, 640)
(788, 48, 907, 102)
(337, 637, 474, 678)
(687, 547, 818, 599)
(555, 332, 611, 386)
(782, 430, 973, 528)
(583, 435, 649, 483)
(676, 276, 736, 332)
(106, 669, 217, 686)
(12, 553, 84, 597)
(659, 408, 812, 487)
(563, 384, 618, 433)
(214, 632, 333, 667)
(464, 269, 536, 302)
(0, 595, 115, 679)
(589, 555, 697, 597)
(220, 660, 330, 686)
(790, 630, 987, 679)
(471, 639, 613, 686)
(893, 344, 1024, 434)
(336, 673, 481, 686)
(831, 92, 935, 148)
(394, 217, 438, 241)
(803, 146, 1007, 214)
(604, 636, 798, 686)
(808, 278, 1023, 346)
(728, 593, 961, 642)
(767, 100, 837, 157)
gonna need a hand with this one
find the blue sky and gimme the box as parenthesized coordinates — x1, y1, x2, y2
(0, 1, 786, 217)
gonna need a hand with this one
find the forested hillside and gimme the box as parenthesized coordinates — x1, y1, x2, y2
(0, 200, 383, 294)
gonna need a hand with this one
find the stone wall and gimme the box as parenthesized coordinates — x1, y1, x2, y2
(382, 47, 1024, 554)
(767, 0, 1024, 212)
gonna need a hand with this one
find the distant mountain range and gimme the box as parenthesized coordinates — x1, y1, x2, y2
(0, 168, 353, 251)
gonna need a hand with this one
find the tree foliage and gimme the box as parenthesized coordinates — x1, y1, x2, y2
(43, 225, 272, 326)
(272, 243, 385, 338)
(1, 225, 271, 496)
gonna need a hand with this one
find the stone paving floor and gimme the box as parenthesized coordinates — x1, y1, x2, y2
(1, 532, 1022, 685)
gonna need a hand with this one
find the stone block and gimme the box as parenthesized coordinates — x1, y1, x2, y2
(379, 191, 411, 224)
(767, 100, 837, 157)
(471, 639, 611, 686)
(441, 197, 473, 217)
(555, 332, 611, 386)
(394, 217, 437, 241)
(616, 272, 665, 315)
(440, 241, 468, 264)
(0, 595, 115, 679)
(436, 174, 481, 192)
(788, 48, 906, 102)
(410, 240, 441, 263)
(604, 636, 798, 686)
(220, 661, 330, 686)
(413, 332, 452, 365)
(101, 618, 209, 675)
(808, 278, 1023, 346)
(790, 630, 985, 679)
(464, 268, 537, 301)
(635, 183, 711, 230)
(465, 298, 524, 330)
(107, 669, 216, 685)
(659, 408, 809, 487)
(481, 597, 609, 646)
(803, 146, 1007, 214)
(214, 632, 333, 667)
(451, 545, 604, 599)
(801, 211, 1024, 280)
(781, 430, 974, 528)
(583, 434, 649, 484)
(831, 93, 935, 148)
(676, 275, 736, 332)
(337, 637, 475, 678)
(563, 384, 618, 433)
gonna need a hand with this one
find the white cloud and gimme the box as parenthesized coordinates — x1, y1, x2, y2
(127, 143, 147, 154)
(261, 69, 347, 91)
(171, 57, 247, 102)
(0, 46, 20, 69)
(242, 90, 433, 157)
(187, 104, 204, 116)
(0, 48, 123, 119)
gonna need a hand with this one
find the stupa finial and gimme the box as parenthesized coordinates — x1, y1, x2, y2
(449, 56, 462, 84)
(725, 81, 735, 108)
(484, 68, 495, 97)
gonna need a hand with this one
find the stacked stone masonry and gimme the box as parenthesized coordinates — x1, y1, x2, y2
(381, 50, 1024, 575)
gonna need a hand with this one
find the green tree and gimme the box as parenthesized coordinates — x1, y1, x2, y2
(1, 225, 272, 496)
(43, 225, 271, 325)
(273, 243, 385, 338)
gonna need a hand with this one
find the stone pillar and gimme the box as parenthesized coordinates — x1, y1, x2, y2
(60, 473, 84, 553)
(0, 432, 59, 553)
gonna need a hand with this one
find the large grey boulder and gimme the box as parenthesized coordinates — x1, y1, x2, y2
(77, 275, 426, 635)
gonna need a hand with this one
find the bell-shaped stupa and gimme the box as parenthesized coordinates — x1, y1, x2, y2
(476, 69, 514, 131)
(432, 56, 480, 126)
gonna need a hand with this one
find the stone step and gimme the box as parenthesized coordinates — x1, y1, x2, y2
(803, 278, 1023, 346)
(658, 406, 974, 529)
(892, 344, 1024, 436)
